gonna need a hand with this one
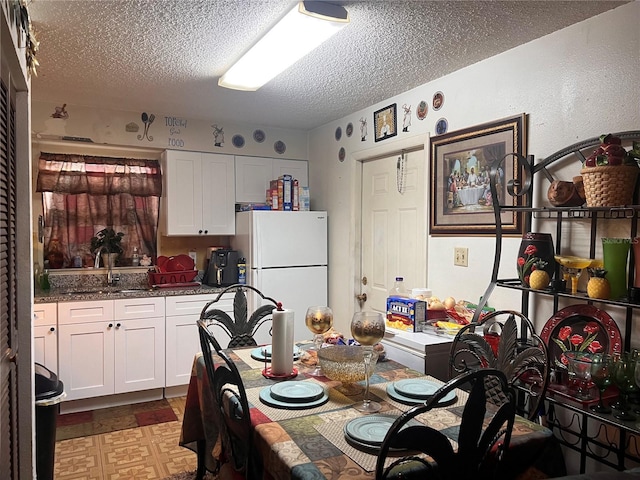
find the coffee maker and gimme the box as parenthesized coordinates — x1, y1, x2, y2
(204, 249, 239, 286)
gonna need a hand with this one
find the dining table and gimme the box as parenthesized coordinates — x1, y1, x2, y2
(180, 344, 567, 479)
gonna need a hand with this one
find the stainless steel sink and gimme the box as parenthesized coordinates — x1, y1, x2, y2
(60, 288, 152, 295)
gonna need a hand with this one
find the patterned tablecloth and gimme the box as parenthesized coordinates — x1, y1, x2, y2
(180, 346, 566, 479)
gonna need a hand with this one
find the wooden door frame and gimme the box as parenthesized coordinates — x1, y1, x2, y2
(349, 133, 430, 318)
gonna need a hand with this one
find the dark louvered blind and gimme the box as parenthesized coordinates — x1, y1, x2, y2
(0, 75, 18, 477)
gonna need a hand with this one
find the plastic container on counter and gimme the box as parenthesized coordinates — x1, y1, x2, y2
(411, 287, 432, 301)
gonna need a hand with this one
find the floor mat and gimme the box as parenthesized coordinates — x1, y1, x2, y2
(56, 398, 178, 441)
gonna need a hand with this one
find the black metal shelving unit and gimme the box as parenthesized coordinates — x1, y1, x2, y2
(474, 131, 640, 473)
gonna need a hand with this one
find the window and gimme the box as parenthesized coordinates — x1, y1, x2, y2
(36, 153, 162, 268)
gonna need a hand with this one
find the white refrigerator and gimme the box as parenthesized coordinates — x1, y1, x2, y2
(231, 211, 328, 344)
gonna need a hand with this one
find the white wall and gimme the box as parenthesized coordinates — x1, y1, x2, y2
(309, 1, 640, 337)
(31, 101, 309, 160)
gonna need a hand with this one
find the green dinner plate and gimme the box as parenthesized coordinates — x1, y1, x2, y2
(269, 381, 325, 403)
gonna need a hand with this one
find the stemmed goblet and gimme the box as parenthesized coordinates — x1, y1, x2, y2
(305, 306, 334, 377)
(350, 311, 385, 413)
(612, 353, 636, 421)
(590, 353, 613, 414)
(554, 255, 592, 294)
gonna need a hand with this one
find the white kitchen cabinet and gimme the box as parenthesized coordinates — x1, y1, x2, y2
(58, 298, 165, 401)
(235, 156, 308, 204)
(162, 150, 235, 235)
(58, 300, 115, 400)
(114, 297, 165, 394)
(33, 303, 58, 373)
(165, 293, 233, 387)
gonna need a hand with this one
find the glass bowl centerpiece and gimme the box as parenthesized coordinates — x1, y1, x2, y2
(317, 345, 379, 395)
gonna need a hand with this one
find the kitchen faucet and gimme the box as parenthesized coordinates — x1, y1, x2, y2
(95, 248, 120, 286)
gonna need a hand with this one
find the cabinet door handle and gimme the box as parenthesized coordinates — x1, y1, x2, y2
(108, 323, 113, 328)
(198, 229, 203, 234)
(203, 230, 208, 234)
(116, 323, 121, 329)
(49, 327, 55, 332)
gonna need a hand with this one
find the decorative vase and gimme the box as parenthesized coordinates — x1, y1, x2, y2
(602, 238, 631, 301)
(517, 232, 555, 288)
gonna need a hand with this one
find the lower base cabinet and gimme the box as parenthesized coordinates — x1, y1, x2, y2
(33, 303, 58, 373)
(58, 298, 165, 401)
(165, 293, 233, 387)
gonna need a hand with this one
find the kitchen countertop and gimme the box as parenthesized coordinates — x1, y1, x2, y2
(34, 284, 224, 303)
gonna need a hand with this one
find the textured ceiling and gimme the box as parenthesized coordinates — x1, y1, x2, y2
(28, 0, 628, 131)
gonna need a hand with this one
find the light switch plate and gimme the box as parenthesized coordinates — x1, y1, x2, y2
(454, 247, 468, 267)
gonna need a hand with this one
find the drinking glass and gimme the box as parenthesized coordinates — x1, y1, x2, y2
(305, 306, 334, 377)
(350, 311, 385, 413)
(590, 353, 613, 414)
(565, 352, 593, 400)
(612, 353, 636, 421)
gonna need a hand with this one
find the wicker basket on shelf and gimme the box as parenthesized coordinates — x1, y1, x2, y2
(580, 165, 639, 207)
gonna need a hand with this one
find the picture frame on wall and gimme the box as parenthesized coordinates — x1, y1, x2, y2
(429, 113, 527, 236)
(373, 104, 397, 142)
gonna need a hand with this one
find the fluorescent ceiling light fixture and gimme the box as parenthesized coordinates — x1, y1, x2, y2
(218, 1, 349, 91)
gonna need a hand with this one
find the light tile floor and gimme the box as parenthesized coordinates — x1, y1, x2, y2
(54, 397, 199, 480)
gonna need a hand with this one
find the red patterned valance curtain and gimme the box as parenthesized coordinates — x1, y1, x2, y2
(36, 153, 162, 196)
(36, 153, 162, 267)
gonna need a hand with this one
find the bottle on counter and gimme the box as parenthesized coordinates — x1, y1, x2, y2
(132, 247, 140, 266)
(238, 257, 247, 284)
(40, 262, 50, 291)
(389, 277, 409, 297)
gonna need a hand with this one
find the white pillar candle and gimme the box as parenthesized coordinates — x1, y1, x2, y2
(271, 308, 294, 375)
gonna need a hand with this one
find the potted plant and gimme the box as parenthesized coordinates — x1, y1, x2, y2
(90, 228, 124, 267)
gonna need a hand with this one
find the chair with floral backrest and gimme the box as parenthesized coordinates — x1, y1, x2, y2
(375, 368, 516, 480)
(199, 284, 279, 349)
(448, 310, 549, 422)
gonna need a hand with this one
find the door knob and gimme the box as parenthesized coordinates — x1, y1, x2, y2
(356, 293, 367, 302)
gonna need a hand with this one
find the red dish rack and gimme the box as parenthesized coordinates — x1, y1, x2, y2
(148, 270, 198, 286)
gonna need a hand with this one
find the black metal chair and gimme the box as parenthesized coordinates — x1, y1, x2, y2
(375, 368, 516, 480)
(449, 309, 549, 421)
(196, 319, 261, 480)
(200, 284, 278, 349)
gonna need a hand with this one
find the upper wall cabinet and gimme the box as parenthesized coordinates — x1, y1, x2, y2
(235, 156, 308, 204)
(162, 150, 235, 235)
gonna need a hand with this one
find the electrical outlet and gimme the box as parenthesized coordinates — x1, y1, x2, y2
(454, 247, 468, 267)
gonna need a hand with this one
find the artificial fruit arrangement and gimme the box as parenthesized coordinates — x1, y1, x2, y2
(583, 134, 640, 167)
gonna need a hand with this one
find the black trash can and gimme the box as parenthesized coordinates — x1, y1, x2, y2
(34, 363, 65, 480)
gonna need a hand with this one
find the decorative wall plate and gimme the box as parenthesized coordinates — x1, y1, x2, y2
(338, 147, 346, 162)
(335, 126, 342, 141)
(435, 118, 448, 134)
(232, 134, 245, 148)
(346, 122, 353, 137)
(433, 91, 444, 110)
(253, 129, 266, 143)
(274, 140, 286, 154)
(416, 100, 428, 120)
(540, 304, 622, 371)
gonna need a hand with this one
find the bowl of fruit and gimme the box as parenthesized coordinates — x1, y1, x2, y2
(581, 134, 640, 207)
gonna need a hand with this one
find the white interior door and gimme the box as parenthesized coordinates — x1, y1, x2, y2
(360, 148, 427, 316)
